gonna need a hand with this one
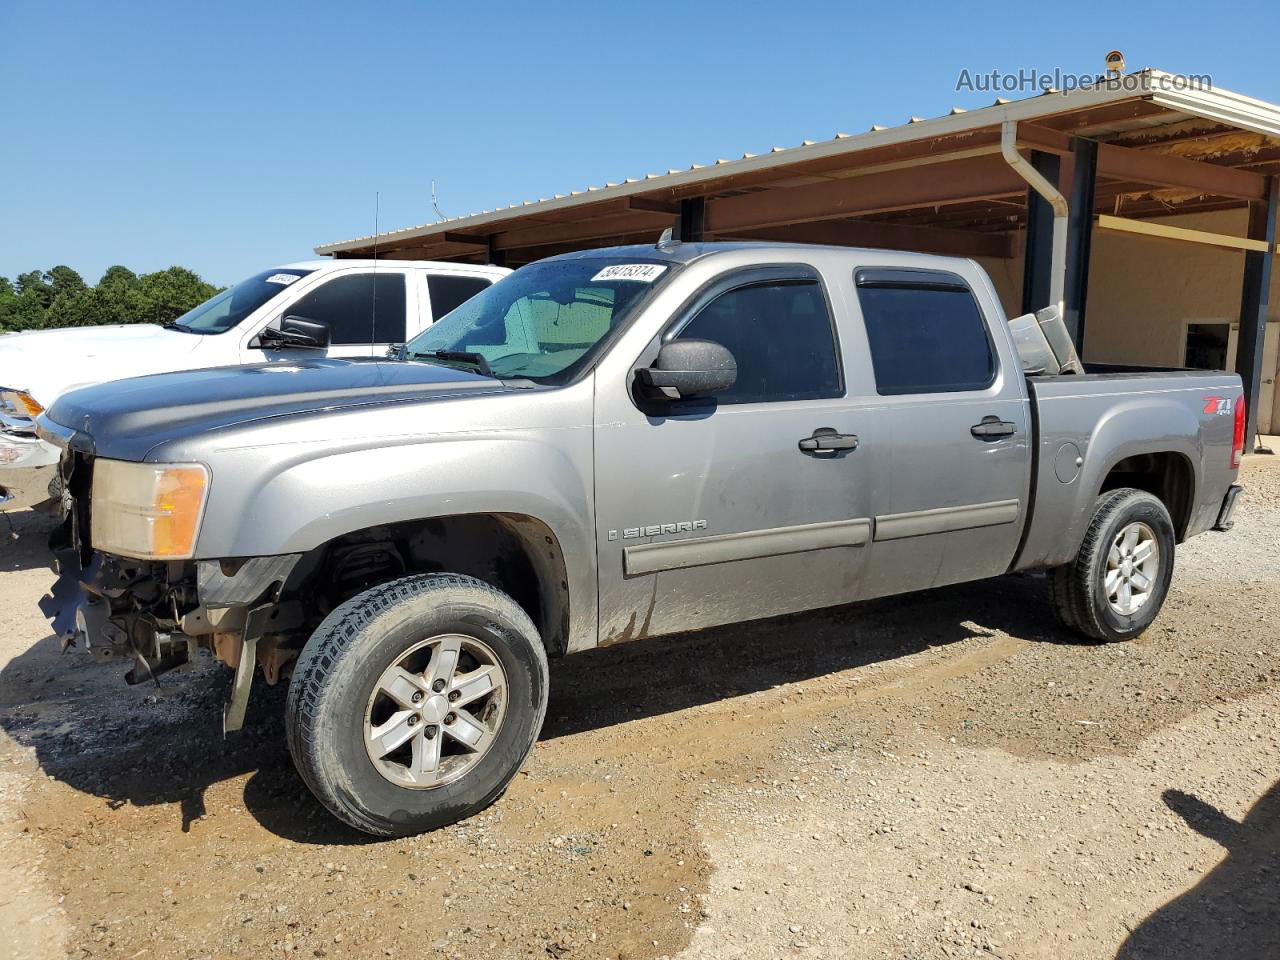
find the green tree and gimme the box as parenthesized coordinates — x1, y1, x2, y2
(44, 289, 111, 328)
(0, 289, 48, 332)
(0, 263, 219, 331)
(95, 281, 146, 326)
(98, 265, 137, 289)
(133, 267, 218, 325)
(15, 270, 53, 308)
(46, 265, 87, 300)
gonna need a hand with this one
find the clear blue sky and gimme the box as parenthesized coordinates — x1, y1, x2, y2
(2, 0, 1277, 286)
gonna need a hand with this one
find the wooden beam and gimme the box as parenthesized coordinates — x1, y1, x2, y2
(659, 124, 1070, 203)
(1095, 214, 1272, 253)
(1096, 143, 1267, 200)
(491, 210, 672, 251)
(442, 232, 489, 246)
(716, 219, 1012, 259)
(653, 128, 1010, 201)
(704, 154, 1028, 234)
(1037, 99, 1180, 135)
(378, 242, 491, 262)
(1016, 124, 1074, 155)
(627, 197, 680, 215)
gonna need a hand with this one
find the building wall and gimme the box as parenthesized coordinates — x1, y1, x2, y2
(974, 254, 1022, 318)
(1082, 208, 1280, 433)
(976, 209, 1279, 434)
(1085, 209, 1244, 366)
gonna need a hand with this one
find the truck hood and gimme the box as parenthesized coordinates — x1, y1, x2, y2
(43, 357, 507, 461)
(0, 325, 204, 406)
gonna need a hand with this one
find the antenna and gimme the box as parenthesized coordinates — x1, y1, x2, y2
(432, 180, 448, 221)
(370, 191, 379, 353)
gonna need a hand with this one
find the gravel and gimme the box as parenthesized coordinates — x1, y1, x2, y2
(0, 458, 1277, 960)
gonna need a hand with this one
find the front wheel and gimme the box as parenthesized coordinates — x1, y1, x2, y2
(286, 574, 549, 837)
(1050, 488, 1176, 643)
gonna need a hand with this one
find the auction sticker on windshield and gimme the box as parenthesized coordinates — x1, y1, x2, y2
(265, 273, 302, 285)
(591, 264, 667, 283)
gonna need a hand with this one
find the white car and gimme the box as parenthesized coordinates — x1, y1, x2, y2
(0, 259, 509, 510)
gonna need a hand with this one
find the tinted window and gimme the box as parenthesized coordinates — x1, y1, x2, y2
(287, 273, 406, 344)
(857, 282, 995, 394)
(674, 279, 841, 404)
(171, 268, 315, 334)
(427, 275, 493, 321)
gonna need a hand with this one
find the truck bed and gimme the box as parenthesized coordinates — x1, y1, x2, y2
(1013, 367, 1242, 571)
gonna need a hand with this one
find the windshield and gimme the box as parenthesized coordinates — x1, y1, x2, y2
(403, 258, 672, 382)
(169, 268, 315, 334)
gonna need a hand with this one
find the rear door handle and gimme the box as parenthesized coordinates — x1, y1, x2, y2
(970, 416, 1016, 440)
(799, 428, 859, 453)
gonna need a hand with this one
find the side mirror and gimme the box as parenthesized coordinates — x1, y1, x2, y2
(252, 316, 330, 350)
(636, 339, 737, 400)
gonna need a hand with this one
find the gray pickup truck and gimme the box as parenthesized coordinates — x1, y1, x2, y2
(36, 242, 1244, 837)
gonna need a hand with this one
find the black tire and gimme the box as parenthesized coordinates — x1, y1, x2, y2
(286, 574, 548, 837)
(1050, 488, 1176, 643)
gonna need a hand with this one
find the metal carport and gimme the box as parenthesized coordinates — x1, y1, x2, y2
(316, 69, 1280, 447)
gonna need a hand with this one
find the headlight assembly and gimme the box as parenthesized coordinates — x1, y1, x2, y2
(1, 388, 45, 419)
(90, 460, 210, 560)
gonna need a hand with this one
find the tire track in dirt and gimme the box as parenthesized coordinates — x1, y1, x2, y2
(0, 461, 1276, 959)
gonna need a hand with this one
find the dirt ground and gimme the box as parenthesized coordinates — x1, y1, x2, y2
(1, 459, 1278, 960)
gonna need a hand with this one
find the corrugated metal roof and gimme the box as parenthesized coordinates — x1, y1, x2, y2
(315, 70, 1280, 255)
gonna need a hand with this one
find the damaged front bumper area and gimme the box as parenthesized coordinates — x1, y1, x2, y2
(35, 435, 308, 732)
(0, 423, 59, 511)
(42, 538, 303, 732)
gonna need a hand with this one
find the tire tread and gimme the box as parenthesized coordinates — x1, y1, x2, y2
(1051, 488, 1171, 643)
(285, 573, 546, 836)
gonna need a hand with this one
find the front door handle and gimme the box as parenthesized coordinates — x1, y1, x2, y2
(970, 416, 1016, 440)
(799, 427, 859, 453)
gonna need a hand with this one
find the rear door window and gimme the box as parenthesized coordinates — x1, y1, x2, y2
(427, 275, 493, 322)
(855, 272, 995, 395)
(287, 273, 407, 344)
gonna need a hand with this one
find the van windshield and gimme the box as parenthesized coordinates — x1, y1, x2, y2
(168, 268, 315, 334)
(404, 258, 671, 383)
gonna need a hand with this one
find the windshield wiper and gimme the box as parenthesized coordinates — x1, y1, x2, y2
(161, 321, 195, 333)
(409, 349, 494, 377)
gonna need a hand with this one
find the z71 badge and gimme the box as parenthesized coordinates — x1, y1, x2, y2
(1202, 396, 1234, 416)
(608, 520, 707, 541)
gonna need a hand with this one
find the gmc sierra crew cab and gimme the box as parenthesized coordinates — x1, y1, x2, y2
(0, 259, 508, 511)
(35, 242, 1245, 837)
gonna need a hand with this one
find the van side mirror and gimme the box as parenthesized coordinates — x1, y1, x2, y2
(636, 339, 737, 400)
(252, 316, 331, 350)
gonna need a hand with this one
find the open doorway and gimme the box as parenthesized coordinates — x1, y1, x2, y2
(1180, 320, 1279, 436)
(1183, 323, 1231, 371)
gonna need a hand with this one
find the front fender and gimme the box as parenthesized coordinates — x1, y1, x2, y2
(230, 439, 589, 555)
(190, 429, 598, 651)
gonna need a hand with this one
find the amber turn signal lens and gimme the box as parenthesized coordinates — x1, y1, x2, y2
(15, 392, 44, 417)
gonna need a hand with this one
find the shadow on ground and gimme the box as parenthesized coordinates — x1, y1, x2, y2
(1, 563, 1081, 844)
(0, 508, 58, 572)
(1115, 780, 1280, 959)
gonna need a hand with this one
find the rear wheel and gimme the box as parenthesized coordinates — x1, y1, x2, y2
(1051, 488, 1176, 643)
(286, 574, 548, 837)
